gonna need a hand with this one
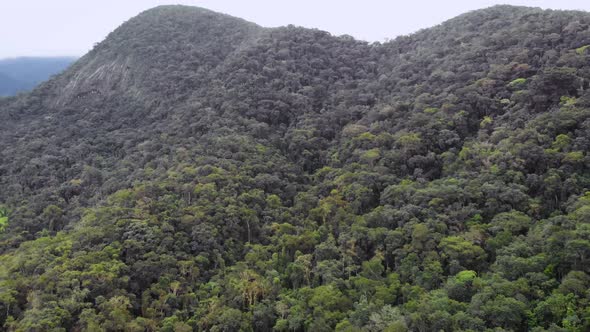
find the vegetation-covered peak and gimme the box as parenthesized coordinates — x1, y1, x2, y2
(96, 4, 262, 53)
(30, 6, 263, 109)
(1, 5, 590, 331)
(137, 4, 253, 21)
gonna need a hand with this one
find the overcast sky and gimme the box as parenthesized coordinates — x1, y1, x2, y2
(1, 0, 589, 58)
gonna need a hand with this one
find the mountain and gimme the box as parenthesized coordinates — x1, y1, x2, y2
(1, 4, 590, 331)
(0, 56, 77, 96)
(0, 72, 27, 96)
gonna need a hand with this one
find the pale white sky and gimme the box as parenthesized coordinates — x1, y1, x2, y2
(1, 0, 589, 58)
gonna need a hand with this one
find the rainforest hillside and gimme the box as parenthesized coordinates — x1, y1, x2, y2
(1, 4, 590, 331)
(0, 57, 77, 96)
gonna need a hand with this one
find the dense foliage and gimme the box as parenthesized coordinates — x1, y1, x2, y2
(1, 4, 590, 331)
(0, 57, 76, 96)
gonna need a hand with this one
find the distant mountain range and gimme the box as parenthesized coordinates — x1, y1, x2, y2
(0, 56, 77, 96)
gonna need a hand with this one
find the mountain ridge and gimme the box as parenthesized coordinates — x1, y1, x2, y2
(15, 4, 590, 112)
(1, 5, 590, 331)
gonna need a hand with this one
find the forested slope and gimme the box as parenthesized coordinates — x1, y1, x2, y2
(1, 5, 590, 331)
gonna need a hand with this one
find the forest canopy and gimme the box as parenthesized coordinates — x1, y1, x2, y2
(1, 4, 590, 331)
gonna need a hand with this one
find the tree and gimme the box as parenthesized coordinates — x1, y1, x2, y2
(439, 236, 487, 271)
(0, 206, 8, 233)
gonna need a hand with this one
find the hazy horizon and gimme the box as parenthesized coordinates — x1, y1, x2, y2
(2, 0, 590, 58)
